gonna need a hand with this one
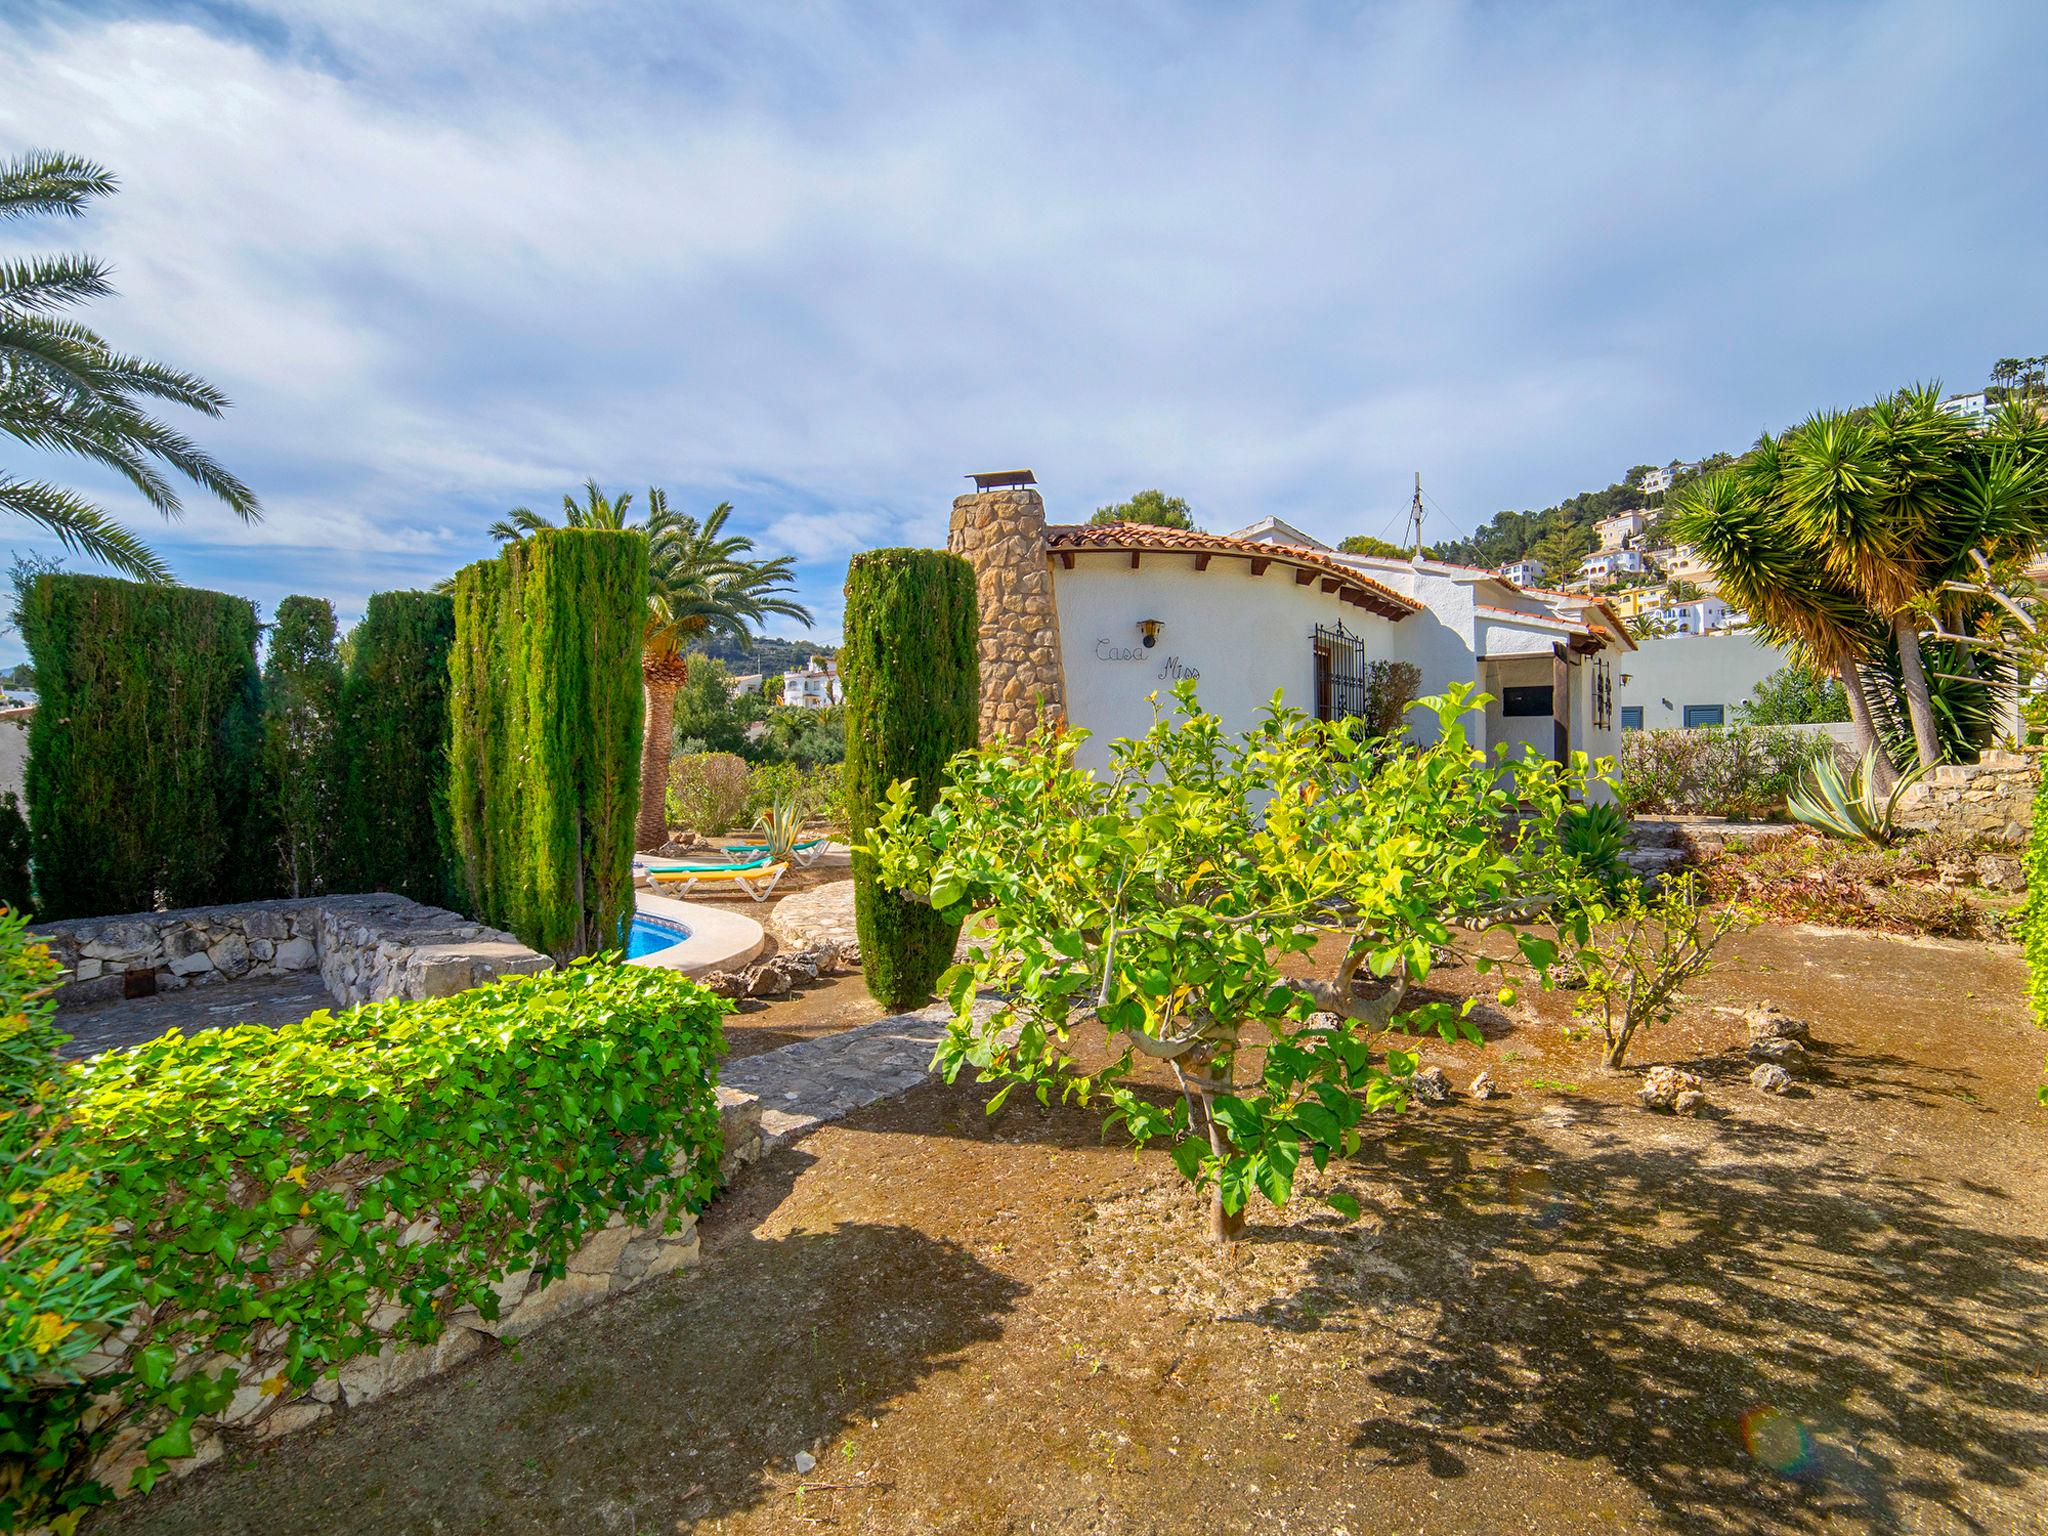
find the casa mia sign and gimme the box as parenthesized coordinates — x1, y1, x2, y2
(1094, 637, 1200, 682)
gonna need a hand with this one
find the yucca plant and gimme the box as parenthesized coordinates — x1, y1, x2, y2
(1559, 799, 1630, 886)
(752, 792, 807, 862)
(1786, 744, 1932, 847)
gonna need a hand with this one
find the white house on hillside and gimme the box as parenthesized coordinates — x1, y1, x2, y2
(1594, 510, 1648, 550)
(1500, 557, 1546, 587)
(1582, 548, 1645, 582)
(944, 485, 1631, 801)
(781, 657, 841, 709)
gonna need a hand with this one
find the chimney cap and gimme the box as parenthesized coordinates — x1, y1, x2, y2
(967, 469, 1037, 490)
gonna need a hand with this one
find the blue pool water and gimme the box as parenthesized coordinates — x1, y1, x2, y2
(626, 914, 691, 958)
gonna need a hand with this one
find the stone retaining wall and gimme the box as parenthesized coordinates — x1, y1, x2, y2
(81, 1087, 763, 1498)
(34, 893, 548, 1011)
(1896, 749, 2039, 845)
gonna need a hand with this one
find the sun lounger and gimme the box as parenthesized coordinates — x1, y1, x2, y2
(728, 836, 832, 868)
(646, 861, 788, 901)
(639, 852, 774, 874)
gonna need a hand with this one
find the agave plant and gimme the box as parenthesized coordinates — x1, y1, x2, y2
(1559, 799, 1630, 885)
(1786, 744, 1932, 846)
(752, 792, 807, 861)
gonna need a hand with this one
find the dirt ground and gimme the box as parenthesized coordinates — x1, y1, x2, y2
(95, 921, 2048, 1536)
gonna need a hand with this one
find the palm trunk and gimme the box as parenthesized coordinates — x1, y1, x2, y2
(1838, 662, 1897, 794)
(636, 675, 678, 851)
(1892, 615, 1942, 770)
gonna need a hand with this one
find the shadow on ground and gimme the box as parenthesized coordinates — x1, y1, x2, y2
(1235, 1099, 2048, 1534)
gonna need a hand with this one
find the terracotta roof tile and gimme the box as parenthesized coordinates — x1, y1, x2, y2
(1044, 523, 1420, 620)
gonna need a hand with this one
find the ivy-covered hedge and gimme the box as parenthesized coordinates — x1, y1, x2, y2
(449, 530, 647, 961)
(842, 549, 978, 1010)
(21, 573, 265, 919)
(2022, 771, 2048, 1042)
(339, 591, 457, 904)
(3, 960, 729, 1526)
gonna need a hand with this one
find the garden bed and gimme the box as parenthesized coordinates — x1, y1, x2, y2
(89, 921, 2048, 1536)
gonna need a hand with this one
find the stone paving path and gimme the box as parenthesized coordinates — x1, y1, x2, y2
(765, 879, 859, 961)
(720, 999, 994, 1147)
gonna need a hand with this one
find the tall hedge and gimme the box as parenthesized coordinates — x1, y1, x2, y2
(22, 573, 264, 919)
(843, 549, 978, 1009)
(340, 590, 457, 903)
(2022, 770, 2048, 1043)
(262, 596, 345, 896)
(449, 529, 646, 961)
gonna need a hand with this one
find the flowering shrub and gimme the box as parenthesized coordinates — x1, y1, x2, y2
(666, 751, 753, 835)
(3, 960, 730, 1526)
(1619, 726, 1827, 819)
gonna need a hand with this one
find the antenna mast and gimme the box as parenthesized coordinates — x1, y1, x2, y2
(1409, 472, 1425, 557)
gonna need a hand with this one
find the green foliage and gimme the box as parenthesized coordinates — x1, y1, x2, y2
(23, 572, 265, 919)
(0, 911, 130, 1533)
(1737, 664, 1849, 726)
(1786, 745, 1931, 847)
(0, 793, 29, 915)
(871, 683, 1602, 1236)
(747, 760, 846, 827)
(1559, 800, 1630, 887)
(262, 597, 345, 897)
(449, 530, 647, 961)
(666, 753, 754, 836)
(6, 961, 728, 1522)
(0, 150, 260, 582)
(671, 655, 755, 755)
(338, 591, 457, 905)
(1569, 874, 1751, 1068)
(752, 794, 806, 861)
(691, 633, 834, 677)
(1619, 725, 1826, 818)
(843, 549, 979, 1011)
(2022, 776, 2048, 1079)
(1360, 659, 1423, 738)
(1089, 490, 1195, 529)
(1337, 534, 1409, 558)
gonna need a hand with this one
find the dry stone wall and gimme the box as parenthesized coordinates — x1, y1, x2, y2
(78, 1089, 764, 1497)
(948, 486, 1067, 743)
(1896, 749, 2039, 845)
(34, 894, 548, 1011)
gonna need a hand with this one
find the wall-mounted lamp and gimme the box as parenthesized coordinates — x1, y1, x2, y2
(1619, 673, 1632, 686)
(1137, 618, 1165, 649)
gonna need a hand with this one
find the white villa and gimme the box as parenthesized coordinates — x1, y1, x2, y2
(1500, 557, 1546, 587)
(946, 482, 1630, 799)
(780, 656, 841, 709)
(1581, 548, 1646, 582)
(1594, 510, 1649, 550)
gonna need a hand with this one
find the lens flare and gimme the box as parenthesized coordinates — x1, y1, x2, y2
(1740, 1406, 1817, 1476)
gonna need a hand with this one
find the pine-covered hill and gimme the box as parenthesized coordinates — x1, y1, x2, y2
(1428, 455, 1732, 575)
(690, 633, 833, 675)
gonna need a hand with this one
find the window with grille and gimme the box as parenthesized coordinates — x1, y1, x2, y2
(1312, 623, 1367, 722)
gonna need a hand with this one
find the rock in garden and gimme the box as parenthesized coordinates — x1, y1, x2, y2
(793, 1450, 817, 1475)
(1639, 1065, 1705, 1114)
(1409, 1066, 1451, 1104)
(1744, 1003, 1810, 1043)
(1975, 854, 2025, 893)
(1750, 1062, 1793, 1095)
(1746, 1036, 1805, 1070)
(1547, 958, 1587, 991)
(1468, 1070, 1495, 1101)
(696, 970, 747, 1000)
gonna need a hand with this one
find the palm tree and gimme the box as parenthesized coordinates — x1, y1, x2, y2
(1, 150, 258, 580)
(492, 482, 812, 848)
(1671, 458, 1897, 787)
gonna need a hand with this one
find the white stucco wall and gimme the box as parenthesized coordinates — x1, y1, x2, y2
(1616, 633, 1793, 730)
(1050, 554, 1404, 771)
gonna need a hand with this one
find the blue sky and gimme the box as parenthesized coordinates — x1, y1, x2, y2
(3, 0, 2043, 664)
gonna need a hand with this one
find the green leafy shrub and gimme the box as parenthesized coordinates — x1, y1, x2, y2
(449, 530, 648, 960)
(667, 752, 753, 835)
(262, 597, 346, 897)
(0, 912, 130, 1533)
(1559, 800, 1629, 886)
(22, 573, 266, 919)
(339, 591, 457, 905)
(843, 550, 979, 1011)
(747, 760, 845, 828)
(1619, 725, 1827, 819)
(2022, 772, 2048, 1041)
(873, 683, 1600, 1241)
(9, 961, 729, 1519)
(0, 793, 30, 916)
(1361, 659, 1423, 737)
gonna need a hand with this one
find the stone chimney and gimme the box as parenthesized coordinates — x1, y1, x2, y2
(948, 482, 1066, 743)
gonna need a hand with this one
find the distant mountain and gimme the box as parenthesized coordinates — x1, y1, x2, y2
(1428, 456, 1732, 575)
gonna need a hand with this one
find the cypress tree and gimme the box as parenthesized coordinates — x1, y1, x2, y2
(449, 529, 646, 961)
(842, 549, 979, 1010)
(339, 591, 457, 903)
(22, 573, 263, 918)
(262, 596, 345, 896)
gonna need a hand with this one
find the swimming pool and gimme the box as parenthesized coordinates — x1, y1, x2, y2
(626, 913, 692, 959)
